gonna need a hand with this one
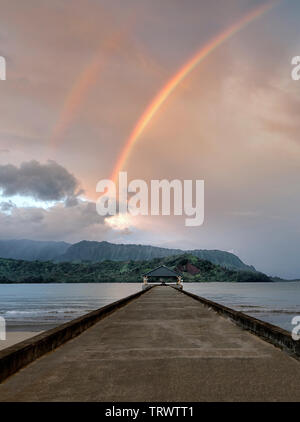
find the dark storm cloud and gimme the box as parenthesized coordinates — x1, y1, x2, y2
(0, 160, 83, 203)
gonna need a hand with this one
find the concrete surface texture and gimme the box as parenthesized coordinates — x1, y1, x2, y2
(0, 286, 300, 402)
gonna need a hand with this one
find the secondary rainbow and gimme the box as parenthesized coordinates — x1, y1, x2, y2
(50, 27, 131, 151)
(111, 1, 276, 183)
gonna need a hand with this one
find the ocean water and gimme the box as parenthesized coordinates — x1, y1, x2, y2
(0, 282, 299, 333)
(184, 282, 300, 332)
(0, 283, 141, 331)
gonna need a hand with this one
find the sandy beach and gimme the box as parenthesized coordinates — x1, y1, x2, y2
(0, 332, 43, 351)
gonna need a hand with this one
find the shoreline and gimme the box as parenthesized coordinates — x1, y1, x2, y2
(0, 331, 43, 351)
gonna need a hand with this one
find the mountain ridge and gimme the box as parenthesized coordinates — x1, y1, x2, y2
(0, 239, 70, 261)
(0, 238, 256, 272)
(57, 240, 256, 272)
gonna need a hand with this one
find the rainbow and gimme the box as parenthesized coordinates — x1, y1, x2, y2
(50, 28, 130, 151)
(111, 1, 276, 182)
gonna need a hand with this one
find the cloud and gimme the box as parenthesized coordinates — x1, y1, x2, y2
(0, 160, 83, 205)
(230, 211, 261, 218)
(0, 199, 108, 242)
(0, 200, 16, 212)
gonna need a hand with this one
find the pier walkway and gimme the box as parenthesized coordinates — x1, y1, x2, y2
(1, 286, 300, 401)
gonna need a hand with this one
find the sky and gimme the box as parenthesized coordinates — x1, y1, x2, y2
(0, 0, 300, 278)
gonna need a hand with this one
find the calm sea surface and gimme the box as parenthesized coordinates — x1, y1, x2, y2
(0, 283, 140, 331)
(184, 282, 300, 332)
(0, 282, 299, 332)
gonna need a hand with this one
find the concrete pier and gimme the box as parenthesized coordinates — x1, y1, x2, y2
(0, 286, 300, 401)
